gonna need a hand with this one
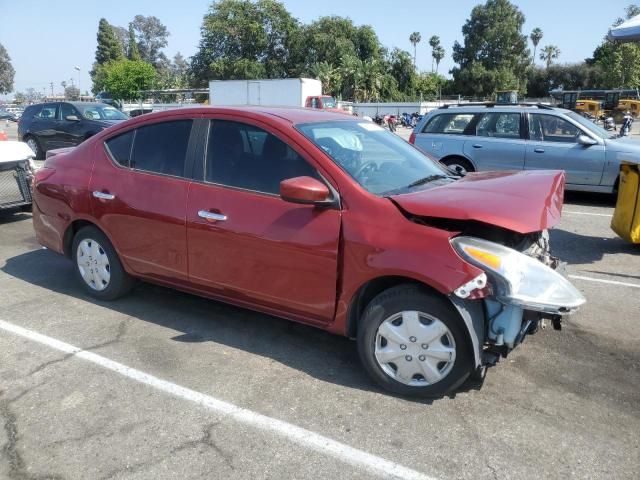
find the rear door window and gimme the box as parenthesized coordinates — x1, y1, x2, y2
(475, 113, 521, 139)
(105, 131, 135, 167)
(130, 120, 193, 177)
(423, 113, 475, 134)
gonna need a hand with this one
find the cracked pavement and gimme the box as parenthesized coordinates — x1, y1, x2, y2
(0, 187, 639, 479)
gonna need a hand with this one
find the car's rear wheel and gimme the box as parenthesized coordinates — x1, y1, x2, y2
(25, 136, 44, 160)
(442, 157, 474, 175)
(72, 226, 134, 300)
(357, 284, 473, 397)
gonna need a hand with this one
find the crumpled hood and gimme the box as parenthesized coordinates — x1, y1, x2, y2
(389, 170, 565, 234)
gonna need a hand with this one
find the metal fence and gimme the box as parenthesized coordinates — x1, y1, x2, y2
(0, 164, 31, 209)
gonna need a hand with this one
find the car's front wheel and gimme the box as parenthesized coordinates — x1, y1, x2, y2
(357, 285, 473, 397)
(72, 226, 134, 300)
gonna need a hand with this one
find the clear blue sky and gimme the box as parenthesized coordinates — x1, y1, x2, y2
(0, 0, 633, 97)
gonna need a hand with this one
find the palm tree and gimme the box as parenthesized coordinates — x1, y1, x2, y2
(409, 32, 421, 68)
(429, 35, 440, 72)
(310, 61, 337, 96)
(540, 45, 560, 69)
(530, 28, 543, 65)
(433, 45, 445, 74)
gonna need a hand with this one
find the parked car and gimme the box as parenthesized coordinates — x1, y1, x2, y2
(18, 101, 128, 159)
(0, 109, 18, 122)
(32, 107, 585, 397)
(410, 103, 640, 194)
(0, 141, 37, 212)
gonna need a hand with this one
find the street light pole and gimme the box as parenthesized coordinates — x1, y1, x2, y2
(74, 66, 81, 101)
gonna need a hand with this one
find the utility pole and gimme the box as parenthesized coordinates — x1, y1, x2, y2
(50, 82, 54, 97)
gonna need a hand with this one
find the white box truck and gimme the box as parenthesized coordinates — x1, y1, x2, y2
(208, 78, 343, 112)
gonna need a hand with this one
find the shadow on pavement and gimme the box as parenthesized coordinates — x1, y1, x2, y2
(0, 210, 32, 225)
(1, 248, 482, 402)
(564, 191, 616, 208)
(550, 228, 638, 265)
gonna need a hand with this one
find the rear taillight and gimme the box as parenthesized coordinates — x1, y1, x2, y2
(409, 132, 416, 144)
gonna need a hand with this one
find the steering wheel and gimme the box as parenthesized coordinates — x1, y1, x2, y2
(353, 161, 377, 180)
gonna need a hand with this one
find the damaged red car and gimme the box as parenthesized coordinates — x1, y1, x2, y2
(32, 107, 585, 397)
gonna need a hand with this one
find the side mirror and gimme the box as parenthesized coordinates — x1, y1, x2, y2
(280, 176, 331, 205)
(65, 115, 80, 121)
(577, 134, 598, 146)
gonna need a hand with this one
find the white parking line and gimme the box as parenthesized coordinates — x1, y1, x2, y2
(564, 210, 613, 218)
(0, 319, 436, 480)
(569, 274, 640, 289)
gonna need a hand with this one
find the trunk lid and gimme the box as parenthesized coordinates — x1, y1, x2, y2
(389, 170, 565, 234)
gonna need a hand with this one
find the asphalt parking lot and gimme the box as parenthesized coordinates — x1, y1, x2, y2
(1, 123, 639, 480)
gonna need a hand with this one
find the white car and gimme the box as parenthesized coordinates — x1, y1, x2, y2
(0, 141, 37, 212)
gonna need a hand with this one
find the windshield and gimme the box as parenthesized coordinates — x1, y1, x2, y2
(321, 97, 337, 108)
(79, 105, 128, 121)
(297, 120, 452, 195)
(565, 111, 616, 139)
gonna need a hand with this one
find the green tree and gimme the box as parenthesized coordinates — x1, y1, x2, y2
(130, 15, 169, 67)
(527, 63, 604, 97)
(388, 48, 417, 98)
(590, 5, 640, 88)
(530, 27, 543, 65)
(94, 18, 124, 65)
(113, 26, 129, 54)
(451, 0, 530, 96)
(0, 43, 15, 94)
(428, 35, 440, 72)
(92, 19, 124, 93)
(102, 59, 157, 100)
(190, 0, 299, 85)
(310, 61, 340, 96)
(416, 72, 445, 100)
(540, 45, 560, 69)
(409, 32, 421, 68)
(127, 24, 141, 61)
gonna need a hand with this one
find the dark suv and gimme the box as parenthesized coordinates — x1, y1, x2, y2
(18, 102, 128, 158)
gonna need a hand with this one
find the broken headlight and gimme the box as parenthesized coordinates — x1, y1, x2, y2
(451, 236, 585, 314)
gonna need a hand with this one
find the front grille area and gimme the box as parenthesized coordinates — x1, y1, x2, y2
(0, 164, 32, 208)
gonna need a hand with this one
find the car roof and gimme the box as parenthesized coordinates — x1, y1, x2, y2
(125, 106, 355, 125)
(431, 103, 567, 114)
(66, 102, 113, 108)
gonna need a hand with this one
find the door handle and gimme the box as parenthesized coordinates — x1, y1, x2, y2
(92, 191, 115, 200)
(198, 210, 227, 221)
(472, 144, 483, 148)
(534, 148, 545, 153)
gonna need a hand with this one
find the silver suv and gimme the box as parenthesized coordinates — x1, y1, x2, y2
(410, 103, 640, 193)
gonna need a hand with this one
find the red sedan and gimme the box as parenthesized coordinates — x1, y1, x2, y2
(32, 107, 585, 397)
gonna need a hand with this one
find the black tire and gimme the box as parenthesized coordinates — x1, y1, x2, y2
(357, 284, 473, 398)
(441, 157, 474, 175)
(71, 226, 134, 300)
(24, 135, 44, 160)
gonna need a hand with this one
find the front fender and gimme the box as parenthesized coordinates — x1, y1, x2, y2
(448, 295, 485, 368)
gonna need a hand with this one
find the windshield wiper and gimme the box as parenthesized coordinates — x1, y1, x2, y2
(406, 174, 449, 188)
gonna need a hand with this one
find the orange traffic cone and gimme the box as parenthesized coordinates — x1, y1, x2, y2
(0, 131, 8, 141)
